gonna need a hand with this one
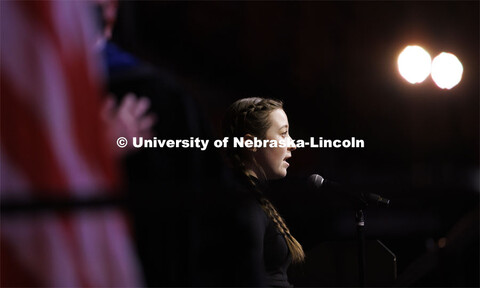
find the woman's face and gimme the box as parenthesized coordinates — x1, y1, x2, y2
(253, 109, 296, 180)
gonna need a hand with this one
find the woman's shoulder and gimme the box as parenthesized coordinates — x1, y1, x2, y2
(227, 181, 269, 229)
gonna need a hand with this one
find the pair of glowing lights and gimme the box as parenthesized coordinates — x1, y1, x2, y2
(397, 45, 463, 89)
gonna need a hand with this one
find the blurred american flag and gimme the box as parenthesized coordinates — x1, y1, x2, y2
(1, 1, 143, 286)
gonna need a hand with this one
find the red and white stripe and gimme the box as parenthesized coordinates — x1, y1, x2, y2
(1, 1, 143, 286)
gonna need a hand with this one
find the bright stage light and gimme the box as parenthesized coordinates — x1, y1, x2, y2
(397, 45, 432, 84)
(431, 52, 463, 89)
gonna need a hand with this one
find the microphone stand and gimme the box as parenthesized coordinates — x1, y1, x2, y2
(355, 193, 390, 287)
(356, 209, 366, 287)
(307, 175, 390, 286)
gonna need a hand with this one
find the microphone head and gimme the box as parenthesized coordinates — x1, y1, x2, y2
(308, 174, 324, 190)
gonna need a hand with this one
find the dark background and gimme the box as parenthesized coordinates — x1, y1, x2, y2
(111, 1, 478, 286)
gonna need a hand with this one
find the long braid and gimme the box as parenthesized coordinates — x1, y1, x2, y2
(223, 97, 305, 263)
(257, 198, 305, 263)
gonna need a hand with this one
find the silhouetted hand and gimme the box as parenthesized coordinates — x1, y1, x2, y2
(102, 92, 156, 156)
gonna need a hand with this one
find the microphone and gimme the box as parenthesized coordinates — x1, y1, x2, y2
(308, 174, 390, 207)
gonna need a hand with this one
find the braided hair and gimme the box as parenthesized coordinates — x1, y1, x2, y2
(222, 97, 305, 263)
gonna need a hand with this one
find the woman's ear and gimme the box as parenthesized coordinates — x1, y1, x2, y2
(244, 134, 257, 152)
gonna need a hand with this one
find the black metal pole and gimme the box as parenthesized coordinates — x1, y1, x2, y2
(356, 209, 366, 287)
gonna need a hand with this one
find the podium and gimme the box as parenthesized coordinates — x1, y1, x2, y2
(289, 240, 397, 287)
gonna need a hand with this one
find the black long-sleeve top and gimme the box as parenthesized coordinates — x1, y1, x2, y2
(194, 175, 293, 287)
(236, 188, 293, 287)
